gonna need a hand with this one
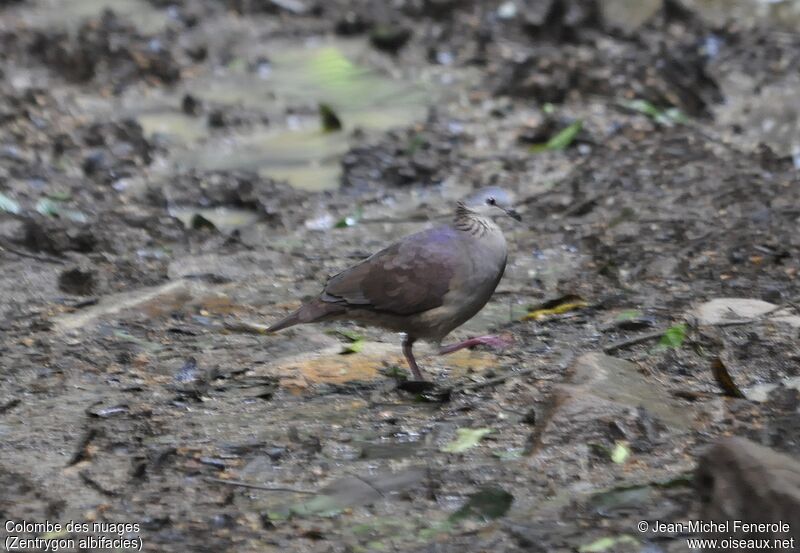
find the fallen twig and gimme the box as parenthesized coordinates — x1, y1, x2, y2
(603, 329, 667, 353)
(204, 477, 315, 494)
(454, 351, 576, 393)
(223, 321, 270, 335)
(0, 241, 65, 264)
(707, 296, 800, 327)
(456, 366, 541, 393)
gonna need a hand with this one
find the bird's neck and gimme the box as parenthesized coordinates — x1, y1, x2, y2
(454, 202, 499, 237)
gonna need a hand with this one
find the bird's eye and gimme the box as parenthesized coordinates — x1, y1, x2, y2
(486, 197, 496, 206)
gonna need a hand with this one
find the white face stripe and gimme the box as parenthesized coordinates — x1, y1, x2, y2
(463, 187, 515, 210)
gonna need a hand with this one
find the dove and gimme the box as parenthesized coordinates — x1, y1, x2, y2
(268, 187, 520, 380)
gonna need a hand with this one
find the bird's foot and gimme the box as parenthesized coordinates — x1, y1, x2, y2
(438, 334, 514, 355)
(397, 379, 436, 393)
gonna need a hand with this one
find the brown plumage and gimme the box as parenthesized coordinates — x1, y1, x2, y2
(268, 187, 520, 380)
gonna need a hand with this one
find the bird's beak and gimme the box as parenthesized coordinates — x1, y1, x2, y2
(504, 208, 522, 222)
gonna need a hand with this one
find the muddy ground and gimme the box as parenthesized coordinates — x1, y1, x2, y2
(1, 0, 800, 551)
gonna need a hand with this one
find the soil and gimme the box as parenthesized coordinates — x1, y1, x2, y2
(1, 0, 799, 552)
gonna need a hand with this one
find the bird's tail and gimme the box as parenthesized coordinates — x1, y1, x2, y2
(267, 298, 343, 332)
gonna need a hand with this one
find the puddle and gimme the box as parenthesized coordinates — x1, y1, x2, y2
(169, 206, 260, 232)
(131, 40, 434, 191)
(600, 0, 662, 31)
(138, 111, 209, 146)
(199, 45, 428, 115)
(176, 127, 347, 190)
(19, 0, 169, 33)
(687, 0, 800, 30)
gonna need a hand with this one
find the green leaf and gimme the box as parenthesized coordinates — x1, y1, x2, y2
(658, 323, 687, 349)
(663, 107, 689, 125)
(35, 197, 88, 223)
(449, 486, 514, 522)
(406, 133, 425, 155)
(328, 329, 362, 342)
(529, 120, 583, 153)
(340, 338, 364, 355)
(493, 448, 524, 460)
(578, 535, 638, 553)
(620, 99, 688, 127)
(610, 441, 630, 464)
(226, 57, 247, 72)
(335, 206, 363, 228)
(615, 309, 642, 321)
(0, 192, 21, 215)
(35, 198, 60, 216)
(547, 120, 583, 149)
(319, 102, 343, 132)
(441, 428, 492, 453)
(191, 213, 217, 231)
(47, 190, 72, 201)
(622, 99, 660, 118)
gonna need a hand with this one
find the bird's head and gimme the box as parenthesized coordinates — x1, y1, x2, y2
(460, 186, 521, 221)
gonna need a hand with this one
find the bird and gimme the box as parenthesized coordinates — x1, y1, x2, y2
(267, 187, 520, 380)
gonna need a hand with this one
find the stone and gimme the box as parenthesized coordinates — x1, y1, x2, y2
(696, 437, 800, 549)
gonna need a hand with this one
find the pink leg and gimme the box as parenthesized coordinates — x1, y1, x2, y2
(402, 335, 425, 381)
(438, 334, 513, 355)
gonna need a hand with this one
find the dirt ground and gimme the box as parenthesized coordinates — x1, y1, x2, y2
(1, 0, 800, 551)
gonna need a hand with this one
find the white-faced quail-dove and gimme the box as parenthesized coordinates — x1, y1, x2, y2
(268, 187, 520, 380)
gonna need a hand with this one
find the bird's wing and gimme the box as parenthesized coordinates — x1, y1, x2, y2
(321, 226, 461, 316)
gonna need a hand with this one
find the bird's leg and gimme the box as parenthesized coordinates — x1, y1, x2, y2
(401, 335, 425, 381)
(438, 334, 513, 355)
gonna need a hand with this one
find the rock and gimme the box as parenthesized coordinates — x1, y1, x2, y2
(207, 110, 226, 128)
(30, 11, 181, 88)
(52, 280, 194, 332)
(58, 266, 97, 296)
(568, 353, 691, 427)
(369, 25, 412, 54)
(690, 298, 800, 328)
(419, 0, 460, 18)
(228, 0, 308, 14)
(82, 150, 111, 176)
(529, 353, 691, 454)
(265, 0, 308, 15)
(21, 217, 98, 254)
(600, 0, 661, 32)
(335, 11, 371, 35)
(182, 94, 201, 116)
(696, 437, 800, 548)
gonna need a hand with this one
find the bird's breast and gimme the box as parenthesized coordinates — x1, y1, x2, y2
(445, 226, 507, 308)
(409, 224, 508, 341)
